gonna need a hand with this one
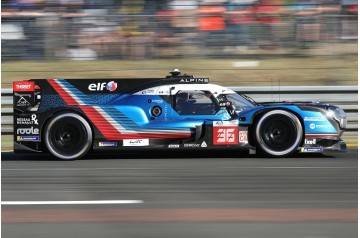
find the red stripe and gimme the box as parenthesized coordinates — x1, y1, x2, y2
(130, 132, 191, 139)
(305, 134, 339, 139)
(48, 79, 78, 105)
(80, 106, 123, 140)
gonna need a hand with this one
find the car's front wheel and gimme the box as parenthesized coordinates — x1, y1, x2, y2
(44, 112, 92, 160)
(254, 110, 303, 157)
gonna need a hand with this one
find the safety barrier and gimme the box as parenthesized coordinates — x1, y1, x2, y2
(2, 86, 357, 136)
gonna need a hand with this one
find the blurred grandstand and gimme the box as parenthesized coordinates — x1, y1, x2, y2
(1, 0, 357, 60)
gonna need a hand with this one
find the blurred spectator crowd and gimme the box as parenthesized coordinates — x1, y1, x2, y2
(1, 0, 358, 60)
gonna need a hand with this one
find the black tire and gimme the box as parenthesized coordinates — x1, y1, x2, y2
(254, 110, 303, 157)
(44, 113, 92, 160)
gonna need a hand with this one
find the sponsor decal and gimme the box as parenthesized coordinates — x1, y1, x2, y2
(201, 141, 207, 147)
(168, 144, 180, 148)
(184, 143, 200, 148)
(315, 124, 331, 129)
(309, 123, 331, 130)
(13, 81, 34, 92)
(219, 102, 231, 107)
(304, 116, 325, 122)
(157, 90, 170, 95)
(123, 139, 149, 146)
(230, 120, 238, 125)
(304, 138, 316, 145)
(164, 105, 168, 119)
(239, 131, 248, 143)
(213, 120, 239, 127)
(99, 142, 117, 147)
(141, 90, 154, 94)
(88, 81, 117, 92)
(16, 126, 39, 135)
(179, 78, 209, 83)
(16, 114, 39, 125)
(15, 94, 31, 107)
(148, 99, 163, 104)
(106, 81, 117, 92)
(17, 136, 40, 142)
(213, 127, 238, 145)
(301, 147, 324, 152)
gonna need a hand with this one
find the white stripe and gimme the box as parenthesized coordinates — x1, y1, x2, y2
(1, 200, 144, 205)
(93, 106, 137, 134)
(57, 80, 85, 104)
(55, 79, 85, 105)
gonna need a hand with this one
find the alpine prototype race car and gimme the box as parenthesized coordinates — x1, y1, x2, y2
(13, 69, 347, 160)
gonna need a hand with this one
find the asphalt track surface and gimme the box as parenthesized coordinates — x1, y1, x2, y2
(2, 149, 358, 238)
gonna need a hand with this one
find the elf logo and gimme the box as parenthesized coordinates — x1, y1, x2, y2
(88, 81, 117, 92)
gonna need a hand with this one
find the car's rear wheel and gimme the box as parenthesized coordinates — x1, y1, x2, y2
(44, 113, 92, 160)
(254, 110, 303, 157)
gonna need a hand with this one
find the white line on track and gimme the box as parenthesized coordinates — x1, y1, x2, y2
(1, 200, 144, 205)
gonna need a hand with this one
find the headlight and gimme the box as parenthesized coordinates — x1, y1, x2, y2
(328, 106, 347, 129)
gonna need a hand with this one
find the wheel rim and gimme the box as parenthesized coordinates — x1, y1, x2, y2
(256, 110, 302, 156)
(45, 113, 92, 159)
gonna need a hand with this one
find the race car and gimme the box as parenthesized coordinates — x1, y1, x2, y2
(13, 69, 347, 160)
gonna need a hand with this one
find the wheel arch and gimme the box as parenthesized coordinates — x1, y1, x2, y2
(42, 107, 95, 146)
(41, 107, 95, 159)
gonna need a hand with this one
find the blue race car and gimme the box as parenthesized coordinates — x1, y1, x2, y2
(13, 69, 347, 160)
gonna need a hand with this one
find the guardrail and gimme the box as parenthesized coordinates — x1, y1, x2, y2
(2, 86, 357, 135)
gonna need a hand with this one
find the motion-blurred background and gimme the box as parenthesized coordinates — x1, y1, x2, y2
(1, 2, 358, 237)
(1, 0, 358, 87)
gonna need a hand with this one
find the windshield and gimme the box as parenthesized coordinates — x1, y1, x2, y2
(218, 93, 255, 113)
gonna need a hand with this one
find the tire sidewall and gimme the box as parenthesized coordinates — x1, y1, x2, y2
(44, 113, 92, 160)
(255, 110, 303, 157)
